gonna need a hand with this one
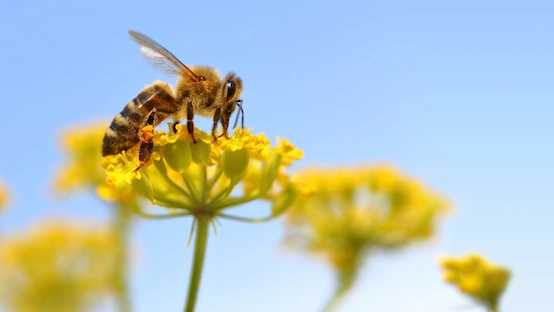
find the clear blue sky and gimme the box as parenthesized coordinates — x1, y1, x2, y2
(1, 0, 553, 311)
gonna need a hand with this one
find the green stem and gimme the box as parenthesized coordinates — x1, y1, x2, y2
(161, 173, 193, 200)
(114, 202, 133, 312)
(217, 212, 276, 223)
(182, 172, 200, 205)
(131, 204, 192, 219)
(321, 264, 357, 312)
(207, 179, 237, 207)
(152, 159, 192, 201)
(206, 168, 223, 194)
(321, 286, 348, 312)
(184, 214, 210, 312)
(153, 198, 194, 210)
(213, 193, 261, 210)
(488, 303, 499, 312)
(200, 165, 208, 203)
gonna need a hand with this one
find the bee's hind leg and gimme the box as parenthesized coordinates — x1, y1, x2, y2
(134, 108, 157, 172)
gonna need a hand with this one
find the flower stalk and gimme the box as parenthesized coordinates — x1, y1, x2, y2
(113, 202, 133, 312)
(185, 215, 210, 312)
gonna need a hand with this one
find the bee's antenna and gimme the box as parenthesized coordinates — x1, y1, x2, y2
(233, 100, 244, 129)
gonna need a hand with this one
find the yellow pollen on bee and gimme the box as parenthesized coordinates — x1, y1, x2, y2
(140, 125, 155, 142)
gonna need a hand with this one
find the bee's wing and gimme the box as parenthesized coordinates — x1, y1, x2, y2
(129, 30, 199, 81)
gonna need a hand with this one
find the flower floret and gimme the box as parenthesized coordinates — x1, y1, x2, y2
(103, 150, 141, 185)
(439, 253, 511, 311)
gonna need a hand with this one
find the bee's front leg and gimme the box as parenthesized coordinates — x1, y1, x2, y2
(218, 109, 231, 139)
(134, 108, 157, 172)
(234, 100, 244, 129)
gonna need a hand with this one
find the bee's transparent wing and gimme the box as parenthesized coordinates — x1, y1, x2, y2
(129, 30, 199, 81)
(138, 46, 182, 76)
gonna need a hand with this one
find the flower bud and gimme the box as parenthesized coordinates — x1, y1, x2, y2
(190, 140, 211, 166)
(131, 173, 154, 203)
(221, 148, 250, 181)
(163, 139, 192, 173)
(260, 153, 281, 194)
(271, 186, 297, 217)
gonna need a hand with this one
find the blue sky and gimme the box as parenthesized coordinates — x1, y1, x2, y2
(1, 0, 553, 311)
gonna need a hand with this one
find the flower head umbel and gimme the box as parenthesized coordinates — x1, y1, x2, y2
(439, 253, 511, 312)
(0, 219, 120, 312)
(102, 124, 303, 220)
(102, 124, 302, 311)
(284, 164, 449, 311)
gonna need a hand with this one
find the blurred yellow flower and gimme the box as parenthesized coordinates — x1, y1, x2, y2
(283, 164, 449, 310)
(0, 179, 10, 211)
(0, 219, 120, 312)
(52, 122, 137, 203)
(286, 165, 449, 264)
(103, 125, 303, 219)
(439, 253, 511, 312)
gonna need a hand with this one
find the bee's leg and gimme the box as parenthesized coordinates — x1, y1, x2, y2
(186, 101, 197, 144)
(233, 100, 244, 129)
(136, 140, 154, 172)
(134, 109, 157, 172)
(218, 110, 230, 139)
(212, 107, 222, 141)
(171, 121, 180, 134)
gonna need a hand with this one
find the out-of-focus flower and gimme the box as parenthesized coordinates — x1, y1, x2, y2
(0, 219, 120, 312)
(52, 122, 136, 203)
(53, 122, 135, 312)
(283, 164, 449, 310)
(439, 253, 511, 312)
(102, 124, 303, 220)
(0, 179, 10, 211)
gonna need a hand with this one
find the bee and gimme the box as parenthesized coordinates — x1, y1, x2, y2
(102, 30, 244, 169)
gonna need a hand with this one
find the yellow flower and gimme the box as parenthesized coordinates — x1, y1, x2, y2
(283, 164, 449, 310)
(439, 253, 511, 312)
(53, 122, 137, 203)
(53, 123, 107, 191)
(0, 179, 10, 211)
(103, 126, 302, 220)
(275, 138, 304, 165)
(286, 164, 449, 259)
(0, 219, 120, 312)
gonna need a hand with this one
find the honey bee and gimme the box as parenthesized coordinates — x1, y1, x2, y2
(102, 30, 244, 168)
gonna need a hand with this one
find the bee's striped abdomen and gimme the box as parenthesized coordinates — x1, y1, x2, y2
(102, 81, 175, 156)
(102, 101, 141, 156)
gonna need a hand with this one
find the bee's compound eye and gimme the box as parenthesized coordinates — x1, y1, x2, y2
(225, 80, 236, 100)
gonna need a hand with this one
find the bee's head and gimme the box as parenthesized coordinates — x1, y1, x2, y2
(223, 73, 243, 105)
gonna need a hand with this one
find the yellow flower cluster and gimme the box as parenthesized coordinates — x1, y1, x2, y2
(0, 219, 120, 312)
(52, 122, 137, 203)
(102, 124, 303, 219)
(0, 179, 9, 211)
(440, 253, 511, 312)
(285, 164, 449, 271)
